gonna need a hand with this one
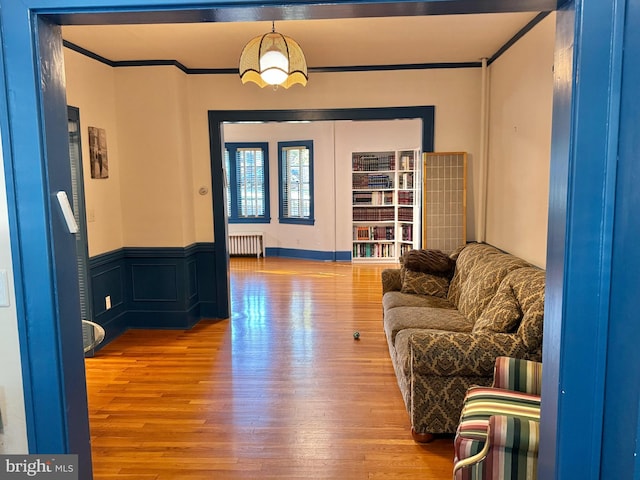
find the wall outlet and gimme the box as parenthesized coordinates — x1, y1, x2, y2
(105, 295, 111, 310)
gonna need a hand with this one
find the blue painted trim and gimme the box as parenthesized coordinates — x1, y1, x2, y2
(488, 11, 551, 65)
(62, 39, 115, 66)
(44, 1, 564, 26)
(0, 2, 563, 479)
(210, 107, 434, 320)
(265, 247, 346, 261)
(65, 38, 484, 73)
(600, 0, 639, 477)
(334, 251, 352, 262)
(310, 62, 482, 72)
(60, 8, 561, 75)
(229, 217, 271, 224)
(540, 0, 625, 477)
(87, 248, 123, 267)
(278, 140, 314, 226)
(0, 2, 38, 451)
(225, 142, 270, 223)
(3, 12, 95, 475)
(110, 59, 190, 72)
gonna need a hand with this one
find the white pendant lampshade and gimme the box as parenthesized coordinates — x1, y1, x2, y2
(239, 25, 308, 89)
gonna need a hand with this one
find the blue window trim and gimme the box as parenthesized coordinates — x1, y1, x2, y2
(225, 142, 270, 224)
(278, 140, 314, 226)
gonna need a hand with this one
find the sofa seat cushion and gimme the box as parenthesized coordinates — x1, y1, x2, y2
(383, 291, 455, 311)
(384, 306, 472, 345)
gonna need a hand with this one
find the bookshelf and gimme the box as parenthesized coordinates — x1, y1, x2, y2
(351, 149, 421, 262)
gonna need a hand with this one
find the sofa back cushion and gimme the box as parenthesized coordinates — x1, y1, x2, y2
(400, 248, 455, 276)
(449, 243, 530, 323)
(400, 268, 450, 298)
(514, 270, 546, 354)
(447, 243, 501, 306)
(473, 268, 546, 353)
(472, 278, 522, 334)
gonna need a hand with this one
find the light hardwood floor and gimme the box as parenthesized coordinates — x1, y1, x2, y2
(85, 257, 454, 479)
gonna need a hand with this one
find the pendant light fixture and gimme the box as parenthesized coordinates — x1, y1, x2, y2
(239, 22, 308, 89)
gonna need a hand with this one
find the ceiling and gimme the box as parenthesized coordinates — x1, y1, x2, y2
(62, 12, 541, 70)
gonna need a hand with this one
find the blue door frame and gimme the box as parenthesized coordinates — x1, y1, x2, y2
(1, 0, 637, 478)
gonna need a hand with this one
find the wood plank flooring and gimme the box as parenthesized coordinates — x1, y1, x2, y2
(85, 257, 454, 479)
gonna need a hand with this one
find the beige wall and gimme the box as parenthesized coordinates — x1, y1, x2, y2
(64, 17, 554, 261)
(114, 66, 196, 247)
(64, 51, 483, 253)
(486, 13, 555, 267)
(65, 49, 124, 256)
(188, 68, 482, 244)
(0, 133, 28, 453)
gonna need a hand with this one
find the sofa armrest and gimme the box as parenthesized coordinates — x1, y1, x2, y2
(488, 414, 539, 452)
(454, 415, 539, 479)
(409, 331, 529, 377)
(381, 268, 402, 294)
(492, 356, 543, 395)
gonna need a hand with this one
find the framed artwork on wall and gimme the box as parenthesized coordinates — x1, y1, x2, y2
(88, 126, 109, 179)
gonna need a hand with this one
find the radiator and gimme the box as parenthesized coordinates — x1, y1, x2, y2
(228, 232, 265, 258)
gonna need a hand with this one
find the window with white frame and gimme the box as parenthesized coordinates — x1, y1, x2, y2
(278, 140, 314, 225)
(224, 143, 270, 223)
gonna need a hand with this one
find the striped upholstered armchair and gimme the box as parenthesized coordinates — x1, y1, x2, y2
(453, 356, 542, 480)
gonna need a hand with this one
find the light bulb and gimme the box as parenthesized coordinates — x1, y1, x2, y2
(260, 50, 289, 85)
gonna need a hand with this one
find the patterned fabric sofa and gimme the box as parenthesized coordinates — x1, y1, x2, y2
(381, 242, 545, 440)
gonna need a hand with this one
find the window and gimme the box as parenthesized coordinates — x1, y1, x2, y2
(278, 140, 314, 225)
(224, 143, 270, 223)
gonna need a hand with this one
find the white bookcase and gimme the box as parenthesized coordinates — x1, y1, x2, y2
(351, 149, 421, 262)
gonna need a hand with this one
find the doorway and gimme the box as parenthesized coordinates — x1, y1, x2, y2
(3, 1, 623, 479)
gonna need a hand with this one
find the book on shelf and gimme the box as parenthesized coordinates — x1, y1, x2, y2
(400, 243, 413, 256)
(353, 242, 395, 259)
(399, 172, 414, 189)
(399, 154, 414, 171)
(352, 153, 396, 172)
(397, 190, 413, 205)
(401, 224, 413, 241)
(352, 206, 395, 222)
(398, 207, 414, 222)
(351, 148, 420, 262)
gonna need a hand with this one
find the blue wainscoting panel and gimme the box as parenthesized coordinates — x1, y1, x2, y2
(266, 247, 352, 261)
(192, 243, 219, 318)
(89, 251, 127, 345)
(92, 266, 125, 314)
(131, 264, 179, 302)
(187, 259, 198, 300)
(87, 243, 219, 342)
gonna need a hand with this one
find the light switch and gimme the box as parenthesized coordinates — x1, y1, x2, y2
(0, 270, 10, 307)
